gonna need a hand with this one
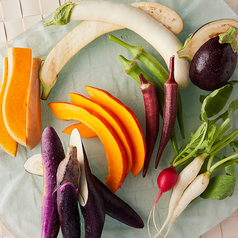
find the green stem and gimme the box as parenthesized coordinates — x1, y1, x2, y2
(205, 118, 230, 152)
(172, 123, 208, 168)
(110, 34, 185, 139)
(210, 128, 238, 155)
(206, 154, 215, 172)
(219, 27, 238, 53)
(209, 153, 238, 173)
(44, 2, 76, 26)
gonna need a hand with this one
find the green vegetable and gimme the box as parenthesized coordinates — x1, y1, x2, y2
(171, 83, 238, 200)
(118, 55, 179, 155)
(109, 34, 185, 139)
(201, 164, 237, 200)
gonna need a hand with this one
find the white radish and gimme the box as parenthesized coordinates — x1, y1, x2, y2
(153, 154, 208, 237)
(40, 1, 189, 99)
(164, 172, 211, 237)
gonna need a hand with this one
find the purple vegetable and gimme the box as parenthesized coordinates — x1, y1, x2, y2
(93, 175, 144, 228)
(41, 126, 65, 238)
(139, 74, 160, 177)
(80, 147, 105, 238)
(55, 145, 81, 193)
(155, 56, 178, 168)
(57, 183, 81, 238)
(189, 35, 237, 91)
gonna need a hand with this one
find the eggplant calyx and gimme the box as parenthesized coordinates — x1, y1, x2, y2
(44, 1, 76, 26)
(177, 34, 193, 60)
(219, 27, 238, 53)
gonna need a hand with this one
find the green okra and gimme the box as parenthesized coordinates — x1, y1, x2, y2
(118, 55, 179, 155)
(109, 34, 185, 139)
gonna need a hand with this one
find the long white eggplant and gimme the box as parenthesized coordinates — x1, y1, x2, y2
(40, 1, 188, 99)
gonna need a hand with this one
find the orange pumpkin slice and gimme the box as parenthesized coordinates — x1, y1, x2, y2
(69, 93, 133, 177)
(0, 58, 18, 156)
(49, 102, 127, 193)
(63, 122, 97, 138)
(85, 86, 146, 177)
(2, 47, 32, 146)
(26, 58, 42, 150)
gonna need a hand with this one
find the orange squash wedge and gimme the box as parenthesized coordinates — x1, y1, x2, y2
(63, 122, 97, 138)
(49, 102, 127, 193)
(69, 92, 133, 177)
(26, 58, 42, 150)
(0, 58, 18, 156)
(85, 86, 146, 177)
(2, 47, 32, 146)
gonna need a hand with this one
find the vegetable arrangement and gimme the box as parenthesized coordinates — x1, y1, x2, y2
(24, 128, 144, 237)
(49, 86, 146, 193)
(148, 82, 238, 237)
(40, 0, 189, 99)
(0, 0, 238, 237)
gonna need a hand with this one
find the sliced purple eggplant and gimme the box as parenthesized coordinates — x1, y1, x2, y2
(57, 182, 81, 238)
(41, 126, 65, 238)
(177, 19, 238, 60)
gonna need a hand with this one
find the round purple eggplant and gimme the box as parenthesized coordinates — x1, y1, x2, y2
(189, 36, 237, 91)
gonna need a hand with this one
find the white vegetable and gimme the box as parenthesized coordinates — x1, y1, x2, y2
(154, 154, 208, 237)
(69, 128, 88, 206)
(24, 153, 43, 176)
(164, 172, 210, 237)
(70, 1, 189, 87)
(40, 1, 188, 99)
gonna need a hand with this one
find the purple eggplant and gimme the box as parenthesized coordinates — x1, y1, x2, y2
(80, 147, 105, 238)
(57, 182, 81, 238)
(93, 175, 144, 228)
(189, 31, 237, 91)
(41, 126, 65, 238)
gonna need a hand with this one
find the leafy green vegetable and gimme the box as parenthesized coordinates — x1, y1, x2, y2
(230, 140, 238, 152)
(201, 164, 237, 200)
(200, 83, 233, 120)
(172, 79, 238, 201)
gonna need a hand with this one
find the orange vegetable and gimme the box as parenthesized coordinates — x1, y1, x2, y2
(63, 122, 97, 138)
(26, 58, 42, 150)
(85, 86, 146, 177)
(69, 93, 133, 177)
(0, 58, 18, 156)
(2, 47, 32, 146)
(49, 102, 127, 193)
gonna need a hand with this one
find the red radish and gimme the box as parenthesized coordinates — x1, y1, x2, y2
(41, 127, 65, 238)
(57, 182, 81, 238)
(155, 56, 178, 168)
(139, 74, 160, 177)
(147, 166, 178, 236)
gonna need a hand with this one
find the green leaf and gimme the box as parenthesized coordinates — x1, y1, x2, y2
(230, 140, 238, 152)
(219, 98, 238, 121)
(200, 84, 233, 121)
(201, 164, 237, 200)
